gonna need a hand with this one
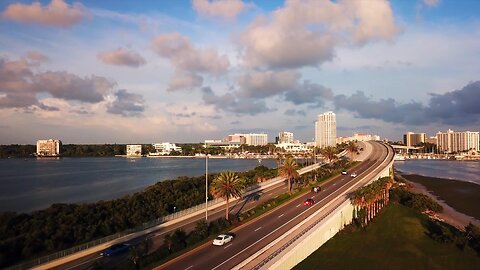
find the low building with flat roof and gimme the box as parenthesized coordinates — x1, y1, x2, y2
(36, 139, 62, 157)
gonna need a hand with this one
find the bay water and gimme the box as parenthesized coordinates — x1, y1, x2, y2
(0, 157, 276, 213)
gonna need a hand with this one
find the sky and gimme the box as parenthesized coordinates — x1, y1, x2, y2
(0, 0, 479, 144)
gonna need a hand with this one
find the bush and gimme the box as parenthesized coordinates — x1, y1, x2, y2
(390, 188, 442, 212)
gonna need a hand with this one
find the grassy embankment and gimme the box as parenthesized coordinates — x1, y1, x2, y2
(295, 203, 480, 270)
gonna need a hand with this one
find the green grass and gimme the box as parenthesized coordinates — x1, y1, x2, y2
(294, 204, 480, 270)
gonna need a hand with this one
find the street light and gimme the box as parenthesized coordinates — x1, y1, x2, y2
(205, 145, 208, 221)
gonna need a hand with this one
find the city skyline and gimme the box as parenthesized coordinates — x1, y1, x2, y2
(1, 0, 480, 144)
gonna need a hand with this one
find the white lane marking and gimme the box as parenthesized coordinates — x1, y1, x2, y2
(185, 266, 193, 270)
(278, 214, 284, 218)
(65, 256, 103, 270)
(268, 192, 273, 196)
(296, 204, 301, 208)
(214, 143, 391, 270)
(224, 243, 232, 249)
(254, 227, 262, 232)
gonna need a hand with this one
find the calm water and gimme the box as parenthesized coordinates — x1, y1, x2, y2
(0, 157, 276, 213)
(395, 159, 480, 185)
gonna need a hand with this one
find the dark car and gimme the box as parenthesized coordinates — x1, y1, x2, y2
(100, 243, 131, 257)
(303, 198, 315, 206)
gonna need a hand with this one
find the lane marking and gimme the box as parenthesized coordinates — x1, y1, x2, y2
(254, 227, 262, 232)
(65, 256, 103, 270)
(296, 204, 301, 208)
(185, 265, 193, 270)
(224, 244, 232, 249)
(278, 214, 284, 218)
(268, 193, 273, 196)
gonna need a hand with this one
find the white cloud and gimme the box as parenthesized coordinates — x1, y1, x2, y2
(167, 72, 204, 91)
(97, 48, 146, 68)
(239, 0, 399, 69)
(192, 0, 250, 21)
(1, 0, 88, 28)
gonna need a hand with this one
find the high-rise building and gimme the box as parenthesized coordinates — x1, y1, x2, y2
(278, 131, 294, 144)
(403, 132, 426, 147)
(36, 139, 62, 156)
(315, 111, 336, 148)
(436, 129, 479, 153)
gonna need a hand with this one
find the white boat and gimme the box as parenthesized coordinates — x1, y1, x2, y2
(394, 154, 406, 161)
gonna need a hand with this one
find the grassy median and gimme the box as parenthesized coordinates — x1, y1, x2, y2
(294, 203, 480, 270)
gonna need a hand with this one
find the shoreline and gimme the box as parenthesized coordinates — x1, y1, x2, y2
(397, 172, 480, 229)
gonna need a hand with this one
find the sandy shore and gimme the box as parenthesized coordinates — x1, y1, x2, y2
(397, 173, 480, 230)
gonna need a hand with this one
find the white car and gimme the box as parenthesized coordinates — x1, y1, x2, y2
(341, 171, 348, 175)
(213, 234, 234, 246)
(350, 173, 357, 178)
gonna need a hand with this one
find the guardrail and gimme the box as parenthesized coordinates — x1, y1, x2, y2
(251, 142, 394, 269)
(8, 162, 325, 270)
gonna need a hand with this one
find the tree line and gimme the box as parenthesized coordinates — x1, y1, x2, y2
(0, 165, 277, 268)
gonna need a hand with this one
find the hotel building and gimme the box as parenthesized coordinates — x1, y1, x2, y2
(436, 129, 479, 153)
(403, 132, 426, 147)
(315, 111, 336, 148)
(126, 145, 142, 157)
(277, 131, 294, 144)
(36, 139, 62, 157)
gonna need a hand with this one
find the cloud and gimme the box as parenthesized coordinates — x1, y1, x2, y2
(107, 89, 145, 117)
(201, 86, 273, 115)
(192, 0, 250, 21)
(238, 70, 299, 98)
(152, 33, 229, 74)
(284, 81, 333, 106)
(0, 56, 113, 110)
(1, 0, 88, 28)
(334, 81, 480, 126)
(167, 72, 203, 91)
(285, 109, 306, 116)
(97, 48, 146, 68)
(26, 51, 49, 63)
(239, 0, 399, 69)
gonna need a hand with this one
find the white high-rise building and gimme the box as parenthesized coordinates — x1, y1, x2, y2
(315, 111, 336, 148)
(126, 145, 142, 157)
(436, 129, 479, 153)
(278, 131, 294, 144)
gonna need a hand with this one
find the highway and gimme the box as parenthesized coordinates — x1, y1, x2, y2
(155, 141, 392, 270)
(47, 141, 389, 270)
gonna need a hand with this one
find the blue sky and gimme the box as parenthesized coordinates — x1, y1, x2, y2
(0, 0, 479, 144)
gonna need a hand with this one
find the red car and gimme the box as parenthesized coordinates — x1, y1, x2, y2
(303, 198, 315, 206)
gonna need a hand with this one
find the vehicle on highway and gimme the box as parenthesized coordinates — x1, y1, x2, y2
(213, 234, 234, 246)
(341, 170, 348, 175)
(100, 243, 131, 257)
(312, 186, 321, 193)
(350, 173, 357, 178)
(303, 198, 315, 206)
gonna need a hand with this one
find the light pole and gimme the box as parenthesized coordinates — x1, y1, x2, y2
(205, 145, 208, 221)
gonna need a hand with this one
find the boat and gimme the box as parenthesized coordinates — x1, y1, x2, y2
(394, 154, 406, 161)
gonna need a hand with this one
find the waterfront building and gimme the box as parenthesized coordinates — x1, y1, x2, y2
(436, 129, 479, 153)
(277, 131, 294, 144)
(36, 139, 62, 157)
(336, 133, 380, 144)
(425, 136, 438, 145)
(224, 133, 268, 146)
(403, 132, 426, 147)
(151, 142, 181, 155)
(276, 142, 311, 153)
(126, 145, 142, 157)
(245, 133, 268, 146)
(315, 111, 336, 148)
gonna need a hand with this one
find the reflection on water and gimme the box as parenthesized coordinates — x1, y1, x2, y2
(0, 157, 275, 213)
(395, 159, 480, 185)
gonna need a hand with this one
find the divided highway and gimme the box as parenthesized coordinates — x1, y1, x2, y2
(156, 141, 391, 270)
(47, 141, 390, 270)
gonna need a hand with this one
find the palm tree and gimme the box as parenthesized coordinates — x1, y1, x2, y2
(346, 141, 359, 160)
(210, 171, 245, 221)
(278, 156, 299, 194)
(321, 146, 338, 163)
